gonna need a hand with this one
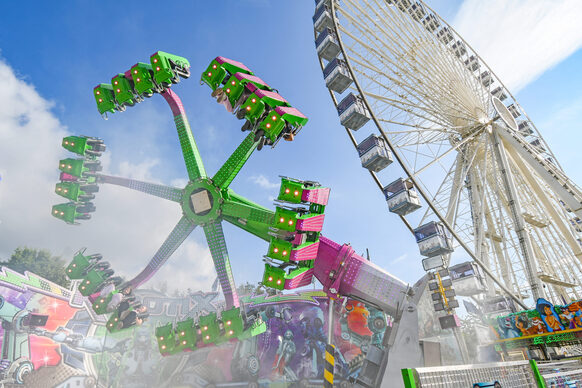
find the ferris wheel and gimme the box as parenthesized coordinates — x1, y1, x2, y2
(313, 0, 582, 307)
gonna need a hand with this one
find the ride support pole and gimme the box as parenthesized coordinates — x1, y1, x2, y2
(325, 298, 335, 388)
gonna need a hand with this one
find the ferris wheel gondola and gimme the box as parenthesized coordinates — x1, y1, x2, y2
(313, 0, 582, 307)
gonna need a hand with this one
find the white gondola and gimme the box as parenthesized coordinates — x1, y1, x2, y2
(316, 27, 341, 61)
(464, 55, 479, 72)
(408, 2, 426, 21)
(451, 41, 467, 58)
(491, 86, 507, 101)
(529, 139, 546, 152)
(570, 216, 582, 233)
(414, 221, 453, 257)
(356, 134, 393, 172)
(449, 261, 487, 296)
(383, 178, 421, 216)
(315, 0, 334, 9)
(422, 14, 440, 32)
(396, 0, 412, 12)
(479, 71, 493, 87)
(482, 296, 516, 316)
(436, 27, 453, 44)
(337, 93, 370, 131)
(323, 58, 353, 94)
(517, 121, 533, 136)
(313, 4, 333, 32)
(506, 104, 520, 118)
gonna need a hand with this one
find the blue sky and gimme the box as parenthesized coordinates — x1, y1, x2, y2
(0, 0, 581, 295)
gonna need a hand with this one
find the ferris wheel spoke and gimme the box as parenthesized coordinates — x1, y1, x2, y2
(508, 145, 582, 260)
(340, 24, 476, 122)
(370, 1, 487, 113)
(357, 0, 489, 115)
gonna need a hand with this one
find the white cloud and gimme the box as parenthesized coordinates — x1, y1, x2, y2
(0, 59, 213, 292)
(249, 174, 280, 190)
(391, 253, 408, 265)
(453, 0, 582, 92)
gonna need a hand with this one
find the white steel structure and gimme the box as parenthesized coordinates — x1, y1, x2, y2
(314, 0, 582, 307)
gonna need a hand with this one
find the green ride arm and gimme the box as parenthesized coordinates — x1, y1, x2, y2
(212, 132, 258, 189)
(161, 89, 206, 181)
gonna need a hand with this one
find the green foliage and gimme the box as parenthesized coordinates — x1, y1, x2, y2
(4, 247, 70, 288)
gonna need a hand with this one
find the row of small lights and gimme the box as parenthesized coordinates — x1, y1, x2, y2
(96, 56, 165, 103)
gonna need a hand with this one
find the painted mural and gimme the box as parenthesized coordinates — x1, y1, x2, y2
(493, 297, 582, 340)
(0, 266, 387, 387)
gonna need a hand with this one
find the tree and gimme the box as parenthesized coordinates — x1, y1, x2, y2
(3, 247, 70, 288)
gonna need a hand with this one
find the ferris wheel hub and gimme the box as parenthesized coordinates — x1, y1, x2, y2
(492, 96, 518, 131)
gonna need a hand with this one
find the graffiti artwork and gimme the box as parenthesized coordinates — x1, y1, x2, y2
(0, 267, 386, 387)
(493, 298, 582, 340)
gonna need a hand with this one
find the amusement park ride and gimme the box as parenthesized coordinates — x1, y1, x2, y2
(51, 48, 428, 387)
(44, 0, 582, 386)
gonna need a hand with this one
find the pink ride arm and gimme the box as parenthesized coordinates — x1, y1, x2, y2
(313, 236, 409, 317)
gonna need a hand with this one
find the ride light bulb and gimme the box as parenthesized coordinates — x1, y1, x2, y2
(246, 106, 251, 111)
(274, 248, 279, 253)
(64, 141, 69, 144)
(285, 188, 290, 193)
(57, 187, 61, 191)
(116, 89, 121, 93)
(231, 80, 235, 85)
(229, 330, 233, 335)
(137, 78, 141, 82)
(160, 337, 164, 341)
(134, 70, 138, 74)
(251, 98, 256, 103)
(98, 98, 103, 103)
(207, 72, 211, 77)
(162, 345, 166, 349)
(71, 142, 74, 146)
(288, 220, 293, 225)
(204, 326, 208, 331)
(294, 191, 299, 196)
(60, 212, 64, 216)
(153, 58, 158, 63)
(226, 321, 231, 326)
(68, 269, 71, 272)
(268, 277, 273, 282)
(282, 251, 287, 256)
(212, 64, 217, 69)
(266, 123, 271, 128)
(279, 217, 285, 223)
(95, 305, 99, 308)
(182, 341, 187, 345)
(277, 279, 282, 285)
(114, 81, 118, 85)
(272, 115, 277, 121)
(226, 88, 231, 93)
(181, 331, 185, 336)
(156, 66, 161, 71)
(73, 264, 76, 267)
(96, 91, 100, 95)
(205, 335, 210, 340)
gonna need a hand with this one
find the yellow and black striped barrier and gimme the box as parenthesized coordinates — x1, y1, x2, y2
(324, 343, 335, 387)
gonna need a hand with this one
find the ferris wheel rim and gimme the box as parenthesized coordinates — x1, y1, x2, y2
(315, 0, 582, 308)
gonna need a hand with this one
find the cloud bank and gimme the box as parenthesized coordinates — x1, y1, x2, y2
(453, 0, 582, 92)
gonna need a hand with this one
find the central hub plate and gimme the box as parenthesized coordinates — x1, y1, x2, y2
(181, 178, 222, 224)
(191, 189, 212, 214)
